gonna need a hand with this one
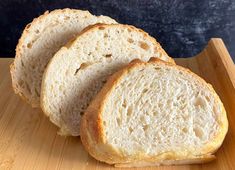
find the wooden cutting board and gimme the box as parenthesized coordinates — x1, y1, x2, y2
(0, 38, 234, 170)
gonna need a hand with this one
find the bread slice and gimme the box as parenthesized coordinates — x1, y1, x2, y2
(80, 58, 228, 167)
(10, 8, 117, 107)
(41, 24, 174, 136)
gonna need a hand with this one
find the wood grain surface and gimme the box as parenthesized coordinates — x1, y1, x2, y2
(0, 38, 234, 170)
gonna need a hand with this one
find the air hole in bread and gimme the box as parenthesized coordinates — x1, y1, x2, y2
(155, 67, 161, 70)
(114, 138, 118, 144)
(74, 68, 79, 75)
(182, 127, 188, 133)
(74, 63, 90, 75)
(35, 29, 40, 34)
(27, 43, 32, 49)
(59, 85, 63, 91)
(122, 100, 127, 108)
(177, 95, 183, 101)
(143, 125, 149, 132)
(140, 116, 145, 123)
(139, 41, 150, 50)
(161, 127, 167, 133)
(101, 79, 107, 84)
(88, 52, 92, 57)
(193, 97, 206, 109)
(64, 16, 70, 20)
(127, 38, 134, 43)
(129, 127, 133, 133)
(213, 106, 219, 117)
(104, 33, 108, 38)
(104, 54, 112, 58)
(193, 127, 204, 139)
(153, 111, 158, 116)
(43, 63, 48, 70)
(80, 112, 84, 116)
(21, 61, 25, 67)
(116, 118, 121, 126)
(142, 89, 148, 93)
(103, 121, 106, 126)
(205, 96, 210, 102)
(127, 106, 133, 117)
(158, 103, 163, 108)
(98, 26, 105, 30)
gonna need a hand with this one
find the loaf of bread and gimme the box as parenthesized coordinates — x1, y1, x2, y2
(10, 8, 117, 107)
(41, 24, 174, 136)
(80, 58, 228, 167)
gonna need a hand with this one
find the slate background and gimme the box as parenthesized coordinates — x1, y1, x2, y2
(0, 0, 234, 60)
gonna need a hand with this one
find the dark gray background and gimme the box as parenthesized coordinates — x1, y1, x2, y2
(0, 0, 234, 60)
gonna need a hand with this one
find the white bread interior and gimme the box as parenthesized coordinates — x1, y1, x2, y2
(41, 24, 174, 136)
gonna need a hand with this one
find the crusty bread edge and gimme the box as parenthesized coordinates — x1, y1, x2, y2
(10, 8, 117, 108)
(80, 57, 228, 167)
(10, 9, 49, 107)
(115, 155, 216, 167)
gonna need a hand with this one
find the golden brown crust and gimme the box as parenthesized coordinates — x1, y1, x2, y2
(115, 155, 216, 167)
(80, 57, 228, 167)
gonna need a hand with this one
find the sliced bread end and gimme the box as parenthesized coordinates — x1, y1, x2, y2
(80, 57, 228, 166)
